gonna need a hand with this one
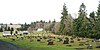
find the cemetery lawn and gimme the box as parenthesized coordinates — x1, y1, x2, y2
(0, 37, 80, 50)
(0, 32, 100, 50)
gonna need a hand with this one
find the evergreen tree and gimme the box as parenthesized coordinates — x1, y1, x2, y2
(52, 19, 56, 23)
(59, 3, 68, 35)
(59, 3, 73, 35)
(10, 27, 14, 35)
(51, 19, 56, 33)
(49, 20, 51, 23)
(74, 3, 90, 37)
(90, 11, 95, 19)
(89, 11, 96, 33)
(7, 27, 11, 31)
(11, 27, 14, 31)
(97, 1, 100, 17)
(0, 28, 3, 32)
(96, 1, 100, 34)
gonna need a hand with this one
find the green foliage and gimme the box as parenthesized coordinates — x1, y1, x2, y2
(96, 1, 100, 16)
(73, 3, 93, 38)
(59, 3, 68, 35)
(7, 27, 11, 31)
(89, 11, 95, 19)
(0, 28, 3, 32)
(11, 27, 14, 31)
(72, 2, 100, 39)
(18, 23, 30, 31)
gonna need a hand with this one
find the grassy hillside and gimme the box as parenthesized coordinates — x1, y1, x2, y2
(0, 32, 100, 50)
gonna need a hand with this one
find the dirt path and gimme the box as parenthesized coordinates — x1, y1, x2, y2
(0, 40, 24, 50)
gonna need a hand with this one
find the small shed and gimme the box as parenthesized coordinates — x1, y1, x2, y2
(37, 28, 44, 32)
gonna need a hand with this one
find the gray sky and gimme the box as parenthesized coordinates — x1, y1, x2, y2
(0, 0, 99, 24)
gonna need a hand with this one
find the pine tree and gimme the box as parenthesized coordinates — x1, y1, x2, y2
(96, 1, 100, 33)
(97, 1, 100, 17)
(74, 3, 90, 37)
(89, 11, 96, 33)
(59, 3, 73, 35)
(59, 3, 68, 35)
(90, 11, 95, 19)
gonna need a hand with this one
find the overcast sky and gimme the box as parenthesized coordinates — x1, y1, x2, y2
(0, 0, 99, 24)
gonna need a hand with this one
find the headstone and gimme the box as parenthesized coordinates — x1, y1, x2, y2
(20, 34, 22, 36)
(77, 38, 80, 41)
(66, 44, 72, 47)
(70, 38, 73, 40)
(12, 38, 15, 41)
(43, 36, 47, 39)
(91, 40, 95, 42)
(85, 43, 89, 45)
(96, 45, 100, 48)
(48, 41, 54, 45)
(79, 43, 84, 46)
(87, 45, 92, 49)
(82, 37, 84, 40)
(63, 37, 69, 44)
(70, 40, 74, 43)
(57, 38, 63, 42)
(53, 37, 56, 39)
(40, 37, 42, 39)
(16, 37, 19, 38)
(35, 36, 37, 39)
(37, 39, 41, 42)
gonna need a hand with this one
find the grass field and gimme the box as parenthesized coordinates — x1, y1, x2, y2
(0, 32, 100, 50)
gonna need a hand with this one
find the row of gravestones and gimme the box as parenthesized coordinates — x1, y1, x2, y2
(43, 37, 100, 49)
(35, 37, 79, 45)
(11, 36, 100, 49)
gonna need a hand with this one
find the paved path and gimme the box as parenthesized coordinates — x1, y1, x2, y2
(0, 40, 24, 50)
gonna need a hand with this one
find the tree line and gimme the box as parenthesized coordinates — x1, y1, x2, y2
(59, 2, 100, 39)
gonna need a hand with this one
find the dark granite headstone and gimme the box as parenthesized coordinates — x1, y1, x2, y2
(77, 38, 80, 41)
(63, 37, 69, 44)
(47, 39, 54, 45)
(96, 45, 100, 48)
(91, 40, 95, 42)
(37, 39, 41, 42)
(48, 41, 54, 45)
(70, 38, 73, 40)
(70, 40, 74, 43)
(12, 38, 15, 41)
(66, 44, 72, 47)
(40, 37, 42, 39)
(79, 43, 84, 46)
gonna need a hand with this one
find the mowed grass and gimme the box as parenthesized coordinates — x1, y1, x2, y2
(1, 37, 77, 50)
(0, 32, 100, 50)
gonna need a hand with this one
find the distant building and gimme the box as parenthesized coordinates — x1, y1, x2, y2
(3, 31, 11, 36)
(37, 28, 44, 32)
